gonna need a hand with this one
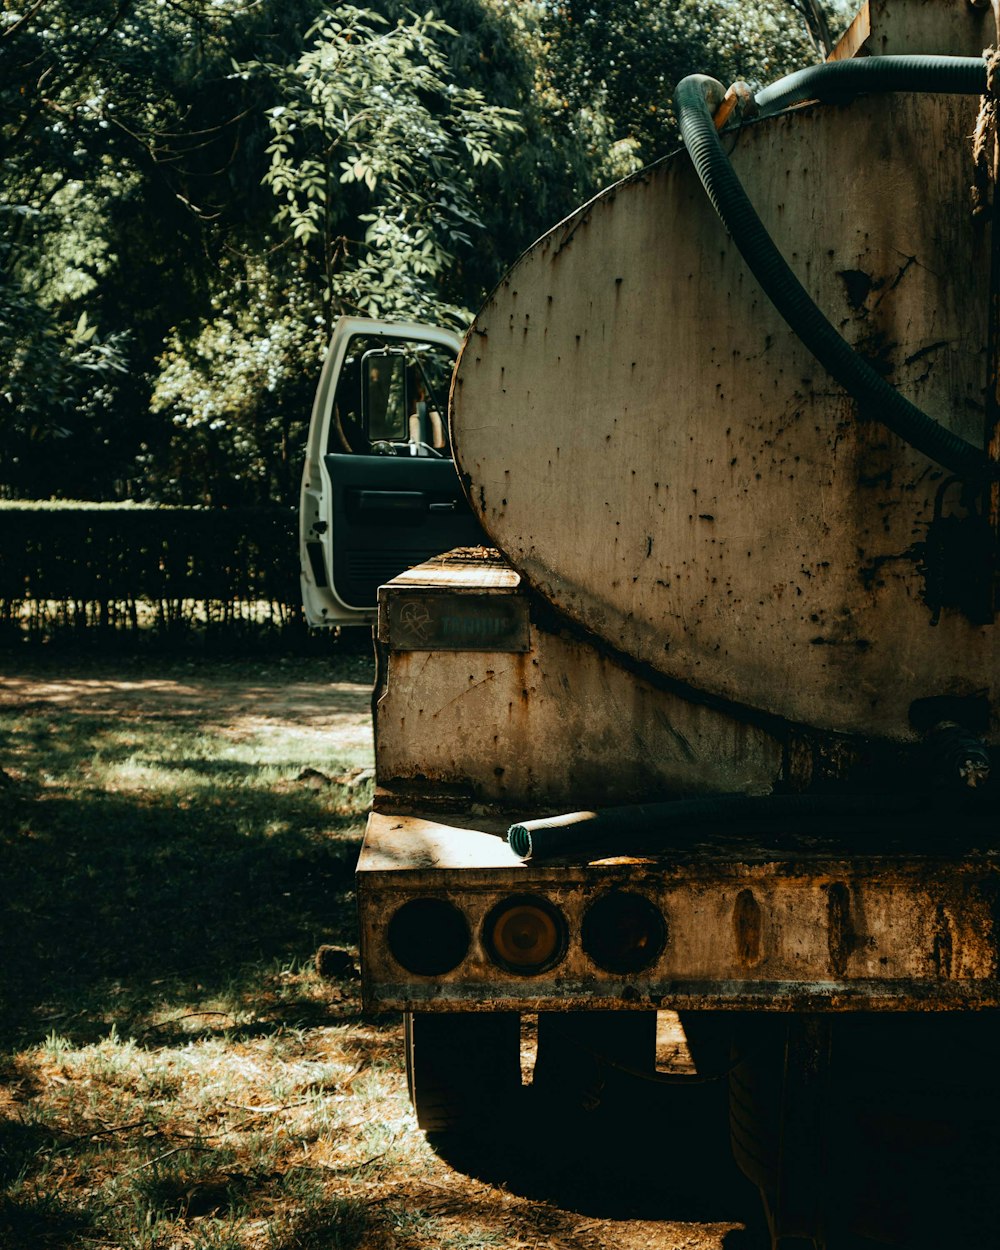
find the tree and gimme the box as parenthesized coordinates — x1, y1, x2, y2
(0, 1, 137, 489)
(0, 0, 326, 498)
(785, 0, 840, 58)
(0, 0, 850, 505)
(243, 5, 521, 333)
(146, 3, 526, 504)
(528, 0, 852, 170)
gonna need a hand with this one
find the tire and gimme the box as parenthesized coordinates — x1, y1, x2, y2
(729, 1013, 1000, 1249)
(728, 1017, 783, 1194)
(832, 1013, 1000, 1247)
(532, 1010, 657, 1113)
(404, 1010, 521, 1135)
(677, 1010, 736, 1076)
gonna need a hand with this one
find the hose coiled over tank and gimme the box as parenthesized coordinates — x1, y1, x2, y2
(675, 56, 999, 484)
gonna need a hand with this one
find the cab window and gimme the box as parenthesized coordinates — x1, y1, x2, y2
(329, 334, 455, 455)
(364, 350, 408, 441)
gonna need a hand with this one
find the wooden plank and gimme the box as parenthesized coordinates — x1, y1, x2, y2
(827, 1, 871, 62)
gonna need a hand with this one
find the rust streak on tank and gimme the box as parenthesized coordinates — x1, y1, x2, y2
(827, 881, 854, 978)
(733, 888, 764, 967)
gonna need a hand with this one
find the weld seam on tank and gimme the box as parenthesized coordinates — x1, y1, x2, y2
(674, 56, 999, 484)
(506, 790, 992, 861)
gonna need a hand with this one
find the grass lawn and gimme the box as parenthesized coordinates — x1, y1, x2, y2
(0, 656, 759, 1250)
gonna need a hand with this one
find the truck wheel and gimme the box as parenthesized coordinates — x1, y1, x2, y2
(532, 1010, 657, 1112)
(404, 1010, 521, 1135)
(728, 1018, 783, 1193)
(730, 1014, 1000, 1248)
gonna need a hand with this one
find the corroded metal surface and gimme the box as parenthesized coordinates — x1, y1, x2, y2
(378, 547, 529, 653)
(375, 554, 785, 808)
(384, 590, 530, 652)
(452, 80, 997, 741)
(853, 0, 994, 56)
(364, 2, 1000, 1039)
(357, 811, 1000, 1012)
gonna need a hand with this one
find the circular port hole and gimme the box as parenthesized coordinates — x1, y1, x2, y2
(483, 894, 567, 976)
(387, 898, 470, 976)
(582, 892, 666, 974)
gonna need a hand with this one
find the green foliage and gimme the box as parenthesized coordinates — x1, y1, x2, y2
(1, 1, 257, 495)
(246, 5, 521, 328)
(531, 0, 853, 168)
(0, 0, 849, 505)
(0, 0, 329, 501)
(150, 274, 321, 506)
(0, 249, 129, 445)
(140, 3, 527, 504)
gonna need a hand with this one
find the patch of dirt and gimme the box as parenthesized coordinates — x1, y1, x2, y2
(0, 656, 375, 754)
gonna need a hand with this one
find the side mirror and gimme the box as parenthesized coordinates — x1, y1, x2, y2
(362, 349, 409, 442)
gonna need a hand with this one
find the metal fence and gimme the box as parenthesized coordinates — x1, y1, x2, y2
(0, 503, 314, 649)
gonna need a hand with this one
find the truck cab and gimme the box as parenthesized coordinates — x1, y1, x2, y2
(299, 316, 484, 626)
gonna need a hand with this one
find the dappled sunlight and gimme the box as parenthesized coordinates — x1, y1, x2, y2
(2, 980, 415, 1249)
(0, 661, 764, 1248)
(0, 670, 373, 1050)
(0, 672, 374, 761)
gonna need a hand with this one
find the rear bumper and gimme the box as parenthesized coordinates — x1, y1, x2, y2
(356, 808, 1000, 1012)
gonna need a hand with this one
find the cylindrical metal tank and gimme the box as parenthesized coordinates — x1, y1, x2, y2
(452, 0, 998, 746)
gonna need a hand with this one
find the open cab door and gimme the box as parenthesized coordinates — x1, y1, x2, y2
(300, 317, 485, 626)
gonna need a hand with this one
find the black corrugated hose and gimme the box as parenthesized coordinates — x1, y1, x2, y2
(675, 55, 999, 484)
(506, 790, 991, 861)
(755, 54, 985, 116)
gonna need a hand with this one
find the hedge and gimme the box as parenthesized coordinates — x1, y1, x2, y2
(0, 502, 308, 646)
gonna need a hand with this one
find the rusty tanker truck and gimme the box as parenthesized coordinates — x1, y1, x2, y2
(301, 1, 1000, 1244)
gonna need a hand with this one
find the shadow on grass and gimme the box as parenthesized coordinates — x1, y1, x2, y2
(430, 1079, 766, 1234)
(156, 758, 301, 778)
(0, 777, 364, 1048)
(0, 718, 367, 776)
(0, 1189, 98, 1250)
(0, 1120, 58, 1189)
(0, 1128, 374, 1250)
(0, 1116, 101, 1249)
(265, 1187, 371, 1250)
